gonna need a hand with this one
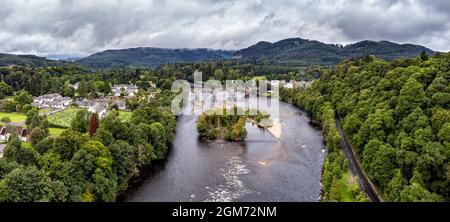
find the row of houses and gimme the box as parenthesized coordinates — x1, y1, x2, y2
(277, 80, 313, 89)
(32, 93, 73, 109)
(31, 84, 139, 110)
(32, 89, 131, 117)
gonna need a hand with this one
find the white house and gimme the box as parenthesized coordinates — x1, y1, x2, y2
(0, 125, 28, 142)
(88, 103, 108, 119)
(112, 100, 126, 110)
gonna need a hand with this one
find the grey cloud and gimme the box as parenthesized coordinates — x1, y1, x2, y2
(0, 0, 448, 58)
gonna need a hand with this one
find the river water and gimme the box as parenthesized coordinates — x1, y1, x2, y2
(123, 100, 325, 202)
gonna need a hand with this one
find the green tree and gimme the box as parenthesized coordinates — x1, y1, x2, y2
(52, 129, 88, 161)
(26, 109, 49, 134)
(149, 122, 167, 159)
(437, 123, 450, 143)
(29, 127, 48, 147)
(369, 143, 398, 188)
(420, 50, 429, 61)
(395, 78, 426, 117)
(213, 69, 224, 81)
(3, 132, 36, 166)
(62, 81, 75, 97)
(71, 109, 89, 133)
(385, 169, 408, 201)
(77, 80, 88, 98)
(0, 166, 67, 202)
(0, 158, 19, 178)
(14, 91, 33, 112)
(108, 140, 138, 188)
(97, 81, 112, 95)
(35, 137, 55, 154)
(400, 183, 442, 202)
(0, 81, 13, 96)
(0, 116, 11, 125)
(431, 108, 450, 132)
(70, 140, 117, 202)
(99, 110, 128, 140)
(2, 100, 16, 112)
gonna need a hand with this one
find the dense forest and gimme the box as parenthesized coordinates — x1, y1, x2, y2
(281, 52, 450, 201)
(0, 53, 63, 67)
(235, 38, 435, 66)
(77, 48, 234, 69)
(153, 60, 320, 82)
(0, 65, 177, 201)
(0, 65, 163, 99)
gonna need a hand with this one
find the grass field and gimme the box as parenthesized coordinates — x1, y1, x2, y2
(0, 112, 27, 123)
(49, 127, 65, 136)
(21, 142, 32, 149)
(252, 76, 267, 81)
(118, 111, 132, 122)
(331, 171, 366, 202)
(48, 107, 83, 128)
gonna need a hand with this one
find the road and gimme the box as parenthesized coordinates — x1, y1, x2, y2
(334, 112, 383, 202)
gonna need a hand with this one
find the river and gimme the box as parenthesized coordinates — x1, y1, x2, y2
(122, 100, 325, 202)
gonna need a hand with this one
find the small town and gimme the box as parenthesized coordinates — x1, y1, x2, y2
(0, 83, 141, 158)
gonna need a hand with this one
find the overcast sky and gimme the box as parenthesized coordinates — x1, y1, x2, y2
(0, 0, 449, 58)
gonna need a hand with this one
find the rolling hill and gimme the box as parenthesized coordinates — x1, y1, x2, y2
(76, 47, 234, 69)
(234, 38, 435, 66)
(0, 53, 62, 67)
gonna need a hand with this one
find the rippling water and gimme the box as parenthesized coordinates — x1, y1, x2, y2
(123, 100, 325, 202)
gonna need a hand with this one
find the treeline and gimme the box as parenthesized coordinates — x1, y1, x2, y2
(0, 65, 159, 98)
(154, 60, 320, 82)
(281, 87, 367, 201)
(282, 52, 450, 201)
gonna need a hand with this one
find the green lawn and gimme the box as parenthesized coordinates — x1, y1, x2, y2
(118, 111, 132, 122)
(49, 127, 65, 137)
(0, 112, 27, 123)
(21, 142, 32, 149)
(48, 107, 83, 128)
(39, 109, 50, 114)
(252, 76, 267, 81)
(331, 171, 368, 202)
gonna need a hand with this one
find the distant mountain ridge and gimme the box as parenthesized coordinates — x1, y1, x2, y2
(0, 38, 436, 68)
(234, 38, 435, 66)
(76, 47, 234, 69)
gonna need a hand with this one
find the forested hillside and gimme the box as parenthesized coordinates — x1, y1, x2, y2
(77, 47, 233, 69)
(235, 38, 435, 66)
(282, 53, 450, 201)
(0, 53, 62, 67)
